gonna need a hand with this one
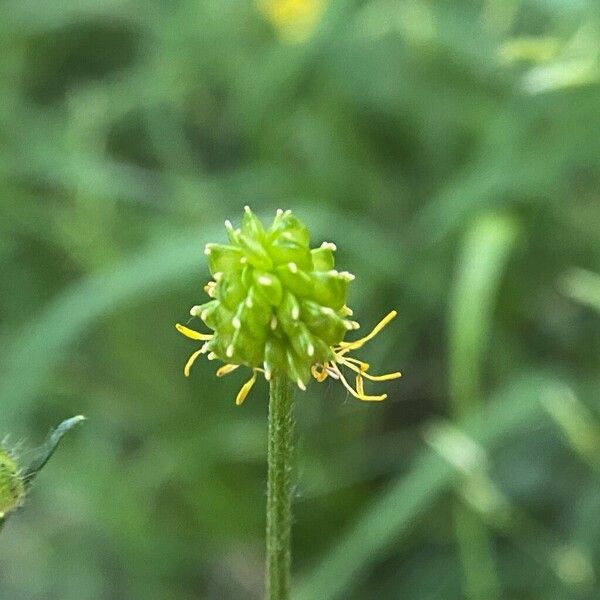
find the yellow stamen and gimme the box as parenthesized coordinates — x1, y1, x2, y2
(330, 363, 387, 401)
(236, 370, 258, 405)
(311, 364, 329, 383)
(337, 310, 397, 354)
(356, 374, 365, 397)
(216, 363, 240, 377)
(337, 357, 402, 382)
(341, 356, 370, 371)
(184, 349, 204, 377)
(176, 323, 213, 341)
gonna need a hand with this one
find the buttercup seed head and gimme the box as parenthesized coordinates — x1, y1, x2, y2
(176, 207, 401, 404)
(0, 446, 25, 517)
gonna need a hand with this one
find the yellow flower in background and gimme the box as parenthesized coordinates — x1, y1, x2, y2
(257, 0, 326, 42)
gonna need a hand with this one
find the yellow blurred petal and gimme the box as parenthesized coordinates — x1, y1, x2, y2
(176, 323, 213, 341)
(236, 371, 258, 405)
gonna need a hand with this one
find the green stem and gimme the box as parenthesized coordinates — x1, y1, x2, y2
(266, 373, 295, 600)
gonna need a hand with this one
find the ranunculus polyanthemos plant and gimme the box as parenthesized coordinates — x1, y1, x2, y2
(176, 207, 400, 600)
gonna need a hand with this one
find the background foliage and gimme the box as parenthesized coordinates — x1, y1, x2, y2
(1, 0, 600, 598)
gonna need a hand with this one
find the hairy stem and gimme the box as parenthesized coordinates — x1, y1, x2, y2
(266, 373, 295, 600)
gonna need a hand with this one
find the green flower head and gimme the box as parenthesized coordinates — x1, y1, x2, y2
(177, 207, 401, 404)
(0, 446, 25, 518)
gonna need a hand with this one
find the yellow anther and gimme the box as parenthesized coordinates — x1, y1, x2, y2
(216, 364, 240, 377)
(176, 323, 213, 341)
(236, 371, 258, 405)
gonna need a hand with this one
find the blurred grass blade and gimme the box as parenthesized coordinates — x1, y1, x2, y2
(426, 419, 595, 593)
(448, 213, 520, 417)
(295, 375, 550, 600)
(560, 268, 600, 314)
(0, 230, 210, 425)
(448, 213, 519, 599)
(541, 382, 600, 469)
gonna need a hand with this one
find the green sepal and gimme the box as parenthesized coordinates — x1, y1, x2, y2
(217, 271, 246, 312)
(311, 247, 335, 271)
(238, 233, 273, 270)
(275, 265, 314, 298)
(300, 300, 348, 345)
(311, 271, 348, 310)
(267, 212, 310, 248)
(245, 286, 273, 328)
(265, 336, 288, 375)
(205, 244, 244, 275)
(287, 322, 316, 364)
(285, 348, 309, 384)
(198, 300, 234, 333)
(268, 238, 313, 270)
(242, 207, 266, 241)
(253, 271, 283, 306)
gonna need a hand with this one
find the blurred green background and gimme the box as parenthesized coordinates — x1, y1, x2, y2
(1, 0, 600, 598)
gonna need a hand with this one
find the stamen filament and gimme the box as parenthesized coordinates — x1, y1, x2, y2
(176, 323, 213, 341)
(330, 364, 387, 401)
(236, 370, 258, 405)
(337, 310, 397, 354)
(184, 349, 205, 377)
(216, 363, 240, 377)
(338, 357, 402, 382)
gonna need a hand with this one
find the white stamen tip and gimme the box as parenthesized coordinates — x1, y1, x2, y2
(258, 276, 272, 286)
(226, 344, 234, 358)
(200, 310, 209, 321)
(244, 205, 251, 213)
(297, 378, 306, 391)
(340, 271, 355, 281)
(190, 305, 201, 317)
(204, 246, 212, 255)
(270, 316, 278, 330)
(291, 306, 300, 320)
(288, 262, 298, 273)
(307, 343, 315, 357)
(232, 317, 241, 330)
(344, 320, 354, 330)
(207, 352, 217, 360)
(321, 307, 335, 316)
(224, 219, 233, 229)
(284, 210, 292, 216)
(276, 209, 283, 217)
(321, 241, 337, 251)
(213, 272, 223, 281)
